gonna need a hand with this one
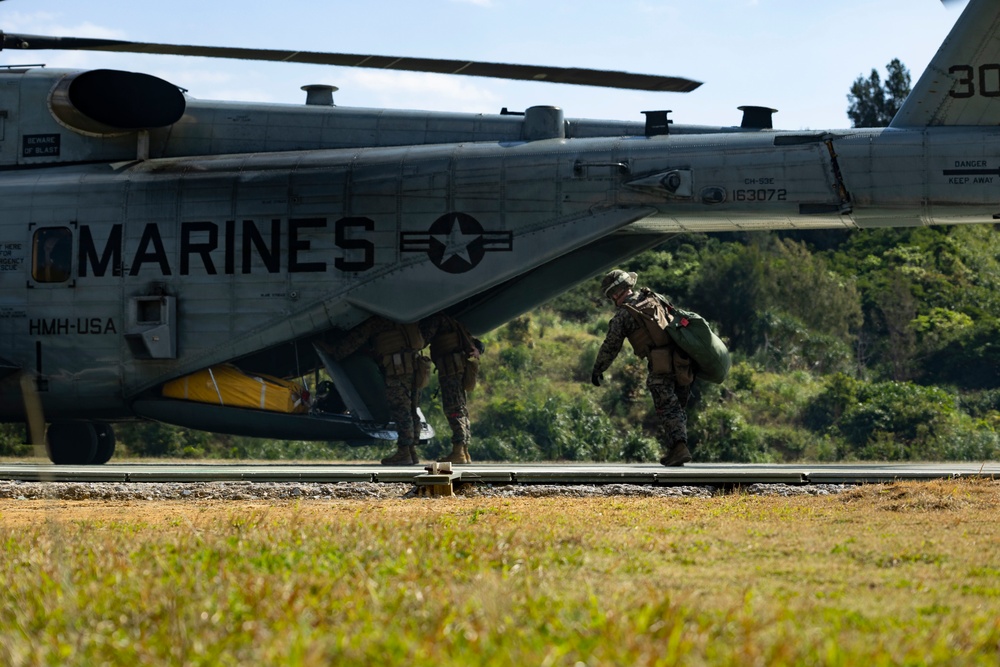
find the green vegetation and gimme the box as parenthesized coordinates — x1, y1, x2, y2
(453, 227, 1000, 464)
(847, 58, 912, 128)
(2, 480, 999, 665)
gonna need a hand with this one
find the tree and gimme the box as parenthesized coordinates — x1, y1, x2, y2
(847, 58, 911, 127)
(873, 271, 918, 381)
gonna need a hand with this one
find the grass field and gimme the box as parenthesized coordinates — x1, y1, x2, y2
(1, 479, 999, 665)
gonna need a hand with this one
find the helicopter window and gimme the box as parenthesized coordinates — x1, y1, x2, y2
(32, 227, 73, 283)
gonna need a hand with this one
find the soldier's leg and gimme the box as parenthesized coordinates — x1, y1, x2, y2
(437, 374, 471, 464)
(648, 373, 691, 466)
(675, 381, 691, 408)
(381, 376, 418, 465)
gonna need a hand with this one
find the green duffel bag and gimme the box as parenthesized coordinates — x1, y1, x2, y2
(664, 305, 731, 384)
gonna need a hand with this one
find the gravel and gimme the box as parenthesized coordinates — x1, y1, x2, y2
(0, 480, 854, 501)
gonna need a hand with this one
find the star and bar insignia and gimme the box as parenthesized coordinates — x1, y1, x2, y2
(400, 212, 513, 274)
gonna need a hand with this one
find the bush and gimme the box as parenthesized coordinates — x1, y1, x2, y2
(803, 373, 861, 432)
(758, 425, 813, 461)
(115, 421, 188, 457)
(959, 389, 1000, 419)
(575, 340, 601, 383)
(920, 319, 1000, 389)
(475, 432, 543, 463)
(0, 424, 32, 457)
(472, 393, 646, 462)
(940, 423, 1000, 461)
(734, 369, 822, 427)
(728, 362, 756, 393)
(750, 311, 855, 375)
(500, 316, 532, 346)
(805, 377, 963, 460)
(839, 382, 957, 456)
(688, 406, 771, 463)
(621, 429, 659, 463)
(498, 345, 534, 374)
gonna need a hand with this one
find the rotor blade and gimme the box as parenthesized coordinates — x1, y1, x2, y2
(0, 32, 702, 93)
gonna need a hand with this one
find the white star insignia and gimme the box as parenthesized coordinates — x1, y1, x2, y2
(431, 215, 480, 264)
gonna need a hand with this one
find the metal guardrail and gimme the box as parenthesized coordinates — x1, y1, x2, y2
(0, 462, 996, 486)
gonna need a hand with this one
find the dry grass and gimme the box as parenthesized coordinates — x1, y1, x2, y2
(1, 479, 999, 665)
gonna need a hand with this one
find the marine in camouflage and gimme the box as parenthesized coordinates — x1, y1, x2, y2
(592, 282, 690, 460)
(421, 313, 478, 463)
(331, 315, 422, 457)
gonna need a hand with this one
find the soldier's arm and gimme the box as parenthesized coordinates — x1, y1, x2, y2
(592, 310, 630, 376)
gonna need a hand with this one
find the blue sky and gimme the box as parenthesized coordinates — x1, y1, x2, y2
(1, 0, 965, 130)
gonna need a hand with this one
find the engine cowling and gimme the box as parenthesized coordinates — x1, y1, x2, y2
(49, 69, 186, 136)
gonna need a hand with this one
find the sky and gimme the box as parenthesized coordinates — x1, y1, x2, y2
(0, 0, 967, 130)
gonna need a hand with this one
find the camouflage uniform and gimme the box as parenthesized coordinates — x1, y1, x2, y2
(420, 314, 479, 464)
(330, 316, 424, 464)
(592, 288, 691, 464)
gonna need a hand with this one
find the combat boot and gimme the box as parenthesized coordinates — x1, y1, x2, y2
(438, 443, 472, 464)
(381, 444, 419, 466)
(659, 441, 692, 467)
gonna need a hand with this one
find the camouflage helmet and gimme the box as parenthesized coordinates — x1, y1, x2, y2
(601, 269, 637, 298)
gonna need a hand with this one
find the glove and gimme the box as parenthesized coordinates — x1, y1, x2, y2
(591, 372, 603, 387)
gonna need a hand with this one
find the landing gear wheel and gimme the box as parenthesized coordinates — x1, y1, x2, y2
(91, 421, 116, 465)
(46, 421, 98, 465)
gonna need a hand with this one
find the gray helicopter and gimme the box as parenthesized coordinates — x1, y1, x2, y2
(1, 0, 997, 464)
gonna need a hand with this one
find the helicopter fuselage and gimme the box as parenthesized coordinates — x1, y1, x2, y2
(1, 59, 999, 443)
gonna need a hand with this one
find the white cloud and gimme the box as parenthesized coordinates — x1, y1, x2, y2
(47, 21, 126, 39)
(2, 11, 58, 32)
(3, 12, 126, 39)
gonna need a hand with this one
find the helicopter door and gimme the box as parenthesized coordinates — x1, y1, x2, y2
(24, 225, 78, 394)
(24, 224, 127, 402)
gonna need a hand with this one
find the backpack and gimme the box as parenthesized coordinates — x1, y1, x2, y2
(624, 289, 731, 384)
(661, 302, 731, 384)
(621, 289, 673, 355)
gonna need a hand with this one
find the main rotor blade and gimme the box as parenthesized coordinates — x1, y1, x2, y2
(0, 32, 702, 93)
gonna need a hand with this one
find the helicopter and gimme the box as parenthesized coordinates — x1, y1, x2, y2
(1, 0, 997, 464)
